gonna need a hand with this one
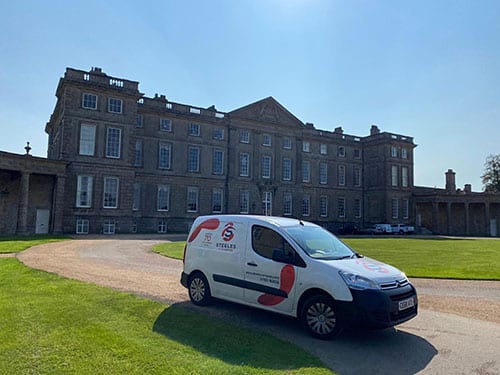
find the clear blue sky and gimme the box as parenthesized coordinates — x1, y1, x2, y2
(1, 0, 499, 190)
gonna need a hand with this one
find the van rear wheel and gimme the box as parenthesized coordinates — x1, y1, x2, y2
(301, 295, 342, 340)
(188, 272, 211, 306)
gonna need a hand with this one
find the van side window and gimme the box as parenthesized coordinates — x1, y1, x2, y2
(252, 225, 304, 266)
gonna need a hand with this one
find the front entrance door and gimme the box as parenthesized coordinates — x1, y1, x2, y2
(35, 209, 50, 234)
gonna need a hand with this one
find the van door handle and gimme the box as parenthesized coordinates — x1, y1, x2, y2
(247, 262, 258, 267)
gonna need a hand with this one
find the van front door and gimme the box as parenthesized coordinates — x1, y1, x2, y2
(243, 225, 299, 314)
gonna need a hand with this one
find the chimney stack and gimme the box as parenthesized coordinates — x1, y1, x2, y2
(445, 169, 456, 193)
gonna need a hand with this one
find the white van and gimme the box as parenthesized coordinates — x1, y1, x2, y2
(181, 215, 418, 339)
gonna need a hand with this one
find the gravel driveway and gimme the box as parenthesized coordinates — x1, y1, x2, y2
(17, 237, 500, 375)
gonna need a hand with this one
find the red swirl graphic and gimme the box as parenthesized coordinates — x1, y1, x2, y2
(188, 218, 220, 242)
(258, 264, 295, 306)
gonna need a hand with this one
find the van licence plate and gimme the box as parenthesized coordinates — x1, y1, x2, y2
(398, 297, 415, 311)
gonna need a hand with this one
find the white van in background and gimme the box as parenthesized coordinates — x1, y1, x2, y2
(181, 215, 418, 339)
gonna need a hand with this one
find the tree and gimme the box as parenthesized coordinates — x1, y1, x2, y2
(481, 154, 500, 192)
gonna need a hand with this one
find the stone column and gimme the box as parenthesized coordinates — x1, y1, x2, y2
(447, 202, 452, 235)
(17, 172, 30, 235)
(485, 202, 490, 237)
(432, 201, 439, 234)
(52, 175, 66, 234)
(465, 203, 470, 236)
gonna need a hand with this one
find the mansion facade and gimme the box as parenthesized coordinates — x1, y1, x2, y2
(44, 67, 414, 234)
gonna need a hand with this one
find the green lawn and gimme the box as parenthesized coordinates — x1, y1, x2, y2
(0, 258, 331, 375)
(342, 237, 500, 280)
(0, 235, 68, 253)
(156, 237, 500, 280)
(153, 241, 185, 259)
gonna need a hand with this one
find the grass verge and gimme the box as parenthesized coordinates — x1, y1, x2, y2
(0, 235, 68, 254)
(153, 241, 185, 259)
(155, 238, 500, 280)
(0, 258, 331, 375)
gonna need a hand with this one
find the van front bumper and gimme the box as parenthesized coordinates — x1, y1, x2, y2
(338, 283, 418, 329)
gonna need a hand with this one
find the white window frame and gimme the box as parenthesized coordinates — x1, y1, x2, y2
(158, 219, 167, 234)
(159, 143, 172, 170)
(402, 198, 409, 219)
(319, 162, 328, 185)
(262, 191, 272, 216)
(262, 134, 272, 147)
(240, 190, 250, 214)
(338, 165, 346, 186)
(188, 123, 200, 136)
(213, 128, 224, 140)
(392, 198, 399, 219)
(103, 219, 115, 234)
(82, 93, 97, 110)
(320, 144, 328, 155)
(157, 185, 170, 211)
(76, 218, 89, 234)
(302, 195, 311, 217)
(160, 118, 172, 132)
(320, 196, 328, 217)
(302, 161, 310, 183)
(103, 177, 119, 209)
(239, 152, 250, 177)
(212, 189, 223, 213)
(392, 165, 398, 187)
(240, 130, 250, 143)
(354, 198, 362, 218)
(283, 137, 292, 150)
(105, 127, 121, 158)
(212, 149, 224, 175)
(302, 141, 310, 152)
(282, 158, 292, 181)
(338, 146, 346, 158)
(79, 124, 96, 156)
(262, 155, 272, 179)
(187, 187, 199, 212)
(76, 175, 93, 208)
(402, 167, 409, 187)
(187, 146, 200, 172)
(391, 146, 398, 158)
(283, 192, 293, 216)
(354, 167, 361, 187)
(108, 98, 122, 114)
(401, 148, 408, 159)
(337, 197, 346, 218)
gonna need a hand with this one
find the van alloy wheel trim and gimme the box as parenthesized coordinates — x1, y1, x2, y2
(190, 278, 206, 302)
(306, 302, 337, 334)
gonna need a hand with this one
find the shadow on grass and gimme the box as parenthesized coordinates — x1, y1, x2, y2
(152, 302, 325, 371)
(154, 300, 437, 374)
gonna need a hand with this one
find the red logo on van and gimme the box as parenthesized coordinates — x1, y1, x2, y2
(222, 222, 235, 242)
(258, 265, 295, 306)
(188, 218, 220, 242)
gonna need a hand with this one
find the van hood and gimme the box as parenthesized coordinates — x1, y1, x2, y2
(334, 257, 405, 283)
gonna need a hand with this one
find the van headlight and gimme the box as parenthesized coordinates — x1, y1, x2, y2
(339, 271, 379, 290)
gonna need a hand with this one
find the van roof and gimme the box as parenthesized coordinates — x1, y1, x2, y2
(195, 215, 314, 228)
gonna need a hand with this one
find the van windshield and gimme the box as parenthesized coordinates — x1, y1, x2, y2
(284, 225, 355, 260)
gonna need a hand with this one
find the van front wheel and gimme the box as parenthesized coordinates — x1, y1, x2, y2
(188, 272, 211, 306)
(301, 295, 342, 339)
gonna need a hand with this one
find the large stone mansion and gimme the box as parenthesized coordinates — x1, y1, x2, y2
(0, 67, 498, 236)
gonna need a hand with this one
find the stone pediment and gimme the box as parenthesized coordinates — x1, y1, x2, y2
(229, 97, 304, 128)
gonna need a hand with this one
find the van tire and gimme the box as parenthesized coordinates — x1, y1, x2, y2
(188, 272, 211, 306)
(300, 295, 342, 340)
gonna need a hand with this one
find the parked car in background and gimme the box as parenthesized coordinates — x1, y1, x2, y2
(391, 224, 415, 234)
(374, 224, 392, 234)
